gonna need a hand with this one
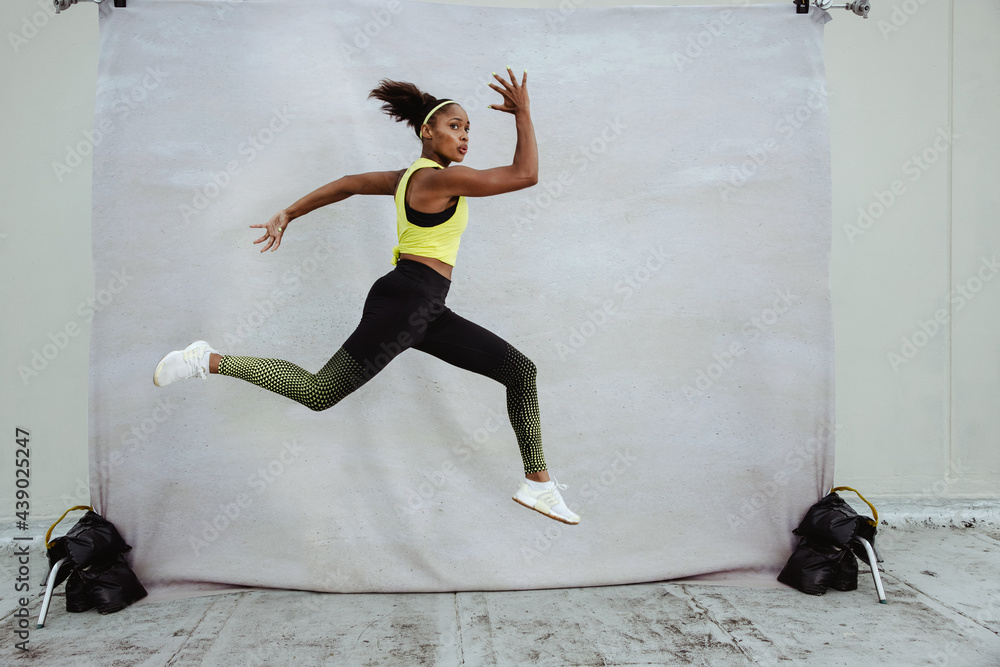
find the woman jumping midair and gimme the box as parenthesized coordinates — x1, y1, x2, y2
(153, 67, 579, 525)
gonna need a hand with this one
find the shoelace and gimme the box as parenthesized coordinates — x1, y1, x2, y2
(539, 479, 569, 505)
(183, 347, 207, 380)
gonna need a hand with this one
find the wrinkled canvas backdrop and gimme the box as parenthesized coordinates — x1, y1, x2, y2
(90, 0, 834, 596)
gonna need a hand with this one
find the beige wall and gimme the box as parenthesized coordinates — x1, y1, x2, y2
(1, 0, 997, 520)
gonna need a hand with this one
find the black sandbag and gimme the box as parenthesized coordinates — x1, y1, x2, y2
(777, 538, 851, 595)
(792, 492, 866, 549)
(65, 569, 95, 614)
(828, 551, 859, 592)
(45, 508, 147, 616)
(60, 511, 131, 568)
(73, 554, 148, 615)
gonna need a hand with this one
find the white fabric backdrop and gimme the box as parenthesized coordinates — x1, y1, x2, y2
(90, 0, 834, 596)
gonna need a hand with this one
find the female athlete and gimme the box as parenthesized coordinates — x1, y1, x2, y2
(154, 67, 579, 525)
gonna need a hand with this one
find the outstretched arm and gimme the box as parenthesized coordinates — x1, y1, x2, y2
(425, 67, 538, 199)
(251, 169, 403, 252)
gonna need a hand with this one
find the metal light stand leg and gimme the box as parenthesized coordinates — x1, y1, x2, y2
(856, 537, 886, 604)
(37, 557, 69, 629)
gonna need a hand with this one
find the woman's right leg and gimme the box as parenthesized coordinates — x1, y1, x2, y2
(208, 266, 433, 411)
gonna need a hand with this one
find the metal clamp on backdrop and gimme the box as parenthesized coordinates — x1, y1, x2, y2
(796, 0, 871, 18)
(54, 0, 126, 14)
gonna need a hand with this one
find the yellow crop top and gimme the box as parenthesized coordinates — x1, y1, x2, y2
(392, 157, 469, 266)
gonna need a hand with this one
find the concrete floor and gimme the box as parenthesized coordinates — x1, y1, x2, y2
(2, 502, 999, 666)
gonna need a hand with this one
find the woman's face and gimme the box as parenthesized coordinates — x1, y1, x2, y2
(426, 105, 469, 162)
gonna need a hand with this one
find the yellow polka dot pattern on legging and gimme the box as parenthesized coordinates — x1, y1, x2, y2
(217, 348, 366, 412)
(486, 345, 548, 475)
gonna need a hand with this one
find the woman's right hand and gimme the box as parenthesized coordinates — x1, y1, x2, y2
(251, 209, 289, 253)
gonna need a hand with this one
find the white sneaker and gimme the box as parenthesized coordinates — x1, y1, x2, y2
(153, 340, 218, 387)
(513, 478, 580, 525)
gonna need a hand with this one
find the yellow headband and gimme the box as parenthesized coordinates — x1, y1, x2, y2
(419, 100, 456, 136)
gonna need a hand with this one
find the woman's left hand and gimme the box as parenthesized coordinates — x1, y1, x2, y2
(251, 210, 289, 253)
(488, 66, 530, 117)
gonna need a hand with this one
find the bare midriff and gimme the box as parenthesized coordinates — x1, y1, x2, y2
(399, 253, 453, 280)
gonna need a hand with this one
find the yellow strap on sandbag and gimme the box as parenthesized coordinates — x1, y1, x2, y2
(831, 486, 877, 526)
(45, 505, 93, 549)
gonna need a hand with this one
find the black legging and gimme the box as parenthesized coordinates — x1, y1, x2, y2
(217, 259, 547, 474)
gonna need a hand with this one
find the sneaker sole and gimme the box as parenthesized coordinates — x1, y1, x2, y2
(512, 497, 580, 525)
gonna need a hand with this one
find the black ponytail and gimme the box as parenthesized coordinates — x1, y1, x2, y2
(368, 79, 455, 138)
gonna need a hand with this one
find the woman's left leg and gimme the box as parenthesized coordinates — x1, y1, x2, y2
(414, 311, 546, 475)
(413, 310, 579, 524)
(213, 348, 367, 412)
